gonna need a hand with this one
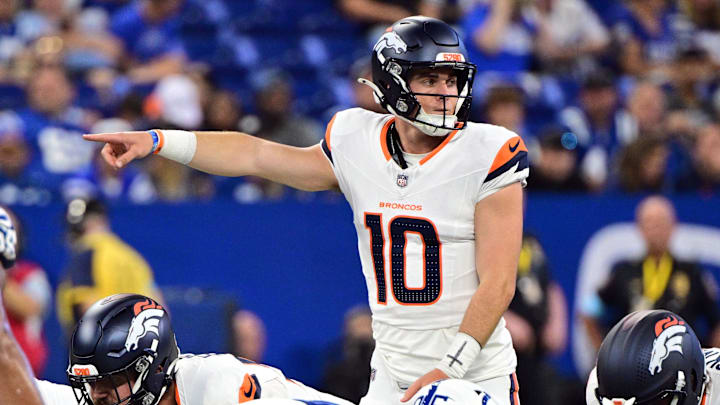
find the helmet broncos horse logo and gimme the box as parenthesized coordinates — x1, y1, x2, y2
(125, 299, 164, 352)
(648, 316, 686, 375)
(374, 31, 408, 55)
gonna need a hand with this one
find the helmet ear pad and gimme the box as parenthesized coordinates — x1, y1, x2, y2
(143, 343, 179, 399)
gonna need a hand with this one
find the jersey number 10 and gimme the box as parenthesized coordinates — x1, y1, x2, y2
(364, 213, 442, 305)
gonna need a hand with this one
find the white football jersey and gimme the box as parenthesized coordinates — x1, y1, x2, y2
(246, 401, 345, 405)
(173, 354, 353, 405)
(586, 348, 720, 405)
(322, 108, 528, 379)
(35, 379, 77, 405)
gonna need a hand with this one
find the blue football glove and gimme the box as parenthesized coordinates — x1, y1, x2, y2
(0, 207, 17, 269)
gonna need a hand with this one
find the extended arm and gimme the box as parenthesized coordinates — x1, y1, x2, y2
(0, 272, 44, 405)
(83, 131, 338, 192)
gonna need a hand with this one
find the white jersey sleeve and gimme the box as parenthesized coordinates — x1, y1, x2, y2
(173, 354, 352, 405)
(35, 379, 77, 405)
(245, 401, 346, 405)
(474, 126, 529, 202)
(702, 348, 720, 405)
(586, 367, 600, 405)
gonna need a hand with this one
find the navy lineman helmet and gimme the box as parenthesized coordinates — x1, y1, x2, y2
(595, 310, 706, 405)
(68, 294, 179, 405)
(359, 16, 476, 137)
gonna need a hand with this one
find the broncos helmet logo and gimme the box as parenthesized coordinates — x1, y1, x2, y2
(648, 316, 686, 375)
(374, 31, 408, 55)
(124, 299, 164, 352)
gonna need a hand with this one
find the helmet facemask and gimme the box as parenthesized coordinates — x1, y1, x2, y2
(68, 357, 145, 405)
(596, 370, 695, 405)
(360, 58, 476, 137)
(69, 352, 176, 405)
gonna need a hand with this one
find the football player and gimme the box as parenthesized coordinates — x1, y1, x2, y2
(586, 310, 716, 405)
(66, 293, 354, 405)
(0, 207, 78, 405)
(84, 16, 528, 405)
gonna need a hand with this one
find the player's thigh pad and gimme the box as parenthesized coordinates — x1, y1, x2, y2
(471, 373, 520, 405)
(359, 350, 408, 405)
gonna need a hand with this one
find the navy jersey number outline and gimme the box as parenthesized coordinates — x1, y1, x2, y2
(364, 213, 442, 305)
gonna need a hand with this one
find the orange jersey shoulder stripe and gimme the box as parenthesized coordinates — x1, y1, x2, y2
(380, 117, 396, 161)
(175, 384, 182, 405)
(419, 128, 460, 165)
(489, 136, 527, 173)
(325, 113, 338, 150)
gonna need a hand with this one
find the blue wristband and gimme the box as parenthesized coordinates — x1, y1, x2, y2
(149, 130, 159, 153)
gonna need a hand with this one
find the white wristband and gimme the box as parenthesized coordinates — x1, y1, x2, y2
(436, 332, 482, 379)
(153, 129, 197, 165)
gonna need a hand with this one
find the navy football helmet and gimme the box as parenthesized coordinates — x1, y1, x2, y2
(0, 206, 17, 269)
(359, 16, 476, 136)
(595, 310, 706, 405)
(68, 294, 179, 405)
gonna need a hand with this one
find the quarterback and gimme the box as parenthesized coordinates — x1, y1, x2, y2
(586, 310, 717, 405)
(84, 16, 528, 405)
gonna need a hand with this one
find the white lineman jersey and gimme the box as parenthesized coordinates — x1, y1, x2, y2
(36, 379, 77, 405)
(34, 355, 351, 405)
(586, 348, 720, 405)
(246, 401, 346, 405)
(173, 354, 353, 405)
(322, 108, 528, 377)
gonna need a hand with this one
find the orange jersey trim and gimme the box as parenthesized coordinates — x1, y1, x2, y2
(239, 373, 259, 403)
(325, 113, 338, 151)
(489, 136, 527, 173)
(380, 118, 396, 161)
(510, 373, 520, 405)
(175, 384, 181, 405)
(364, 212, 388, 305)
(418, 128, 460, 166)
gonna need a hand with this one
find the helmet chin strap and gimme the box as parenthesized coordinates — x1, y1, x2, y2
(357, 78, 384, 106)
(412, 108, 457, 137)
(600, 371, 687, 405)
(357, 78, 456, 137)
(668, 371, 686, 405)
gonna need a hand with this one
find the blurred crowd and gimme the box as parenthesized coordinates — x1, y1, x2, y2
(1, 0, 719, 206)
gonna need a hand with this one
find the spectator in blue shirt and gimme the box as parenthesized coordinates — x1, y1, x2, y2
(675, 122, 720, 195)
(16, 65, 97, 198)
(461, 0, 544, 78)
(110, 0, 186, 84)
(0, 110, 53, 206)
(612, 0, 692, 78)
(559, 71, 628, 190)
